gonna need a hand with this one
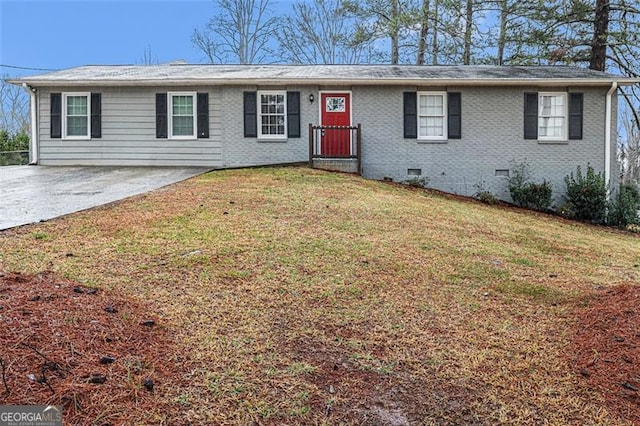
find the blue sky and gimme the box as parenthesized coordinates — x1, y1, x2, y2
(0, 0, 291, 77)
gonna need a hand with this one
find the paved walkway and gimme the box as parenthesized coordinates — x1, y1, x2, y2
(0, 166, 210, 230)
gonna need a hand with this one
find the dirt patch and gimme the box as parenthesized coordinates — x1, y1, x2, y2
(0, 271, 179, 425)
(284, 335, 482, 426)
(569, 284, 640, 423)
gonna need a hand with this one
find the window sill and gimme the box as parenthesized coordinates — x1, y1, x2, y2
(417, 139, 448, 144)
(62, 137, 91, 141)
(537, 139, 568, 145)
(257, 138, 288, 143)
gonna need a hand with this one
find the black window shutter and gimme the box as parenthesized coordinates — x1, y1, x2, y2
(447, 92, 461, 139)
(244, 92, 257, 138)
(156, 93, 168, 139)
(569, 93, 583, 140)
(287, 91, 300, 138)
(524, 92, 538, 140)
(197, 93, 209, 138)
(50, 93, 62, 138)
(90, 93, 102, 138)
(403, 92, 417, 139)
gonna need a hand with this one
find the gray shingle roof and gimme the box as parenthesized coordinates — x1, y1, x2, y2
(10, 64, 638, 87)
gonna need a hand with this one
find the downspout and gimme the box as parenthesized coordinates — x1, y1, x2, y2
(604, 81, 617, 192)
(21, 83, 38, 165)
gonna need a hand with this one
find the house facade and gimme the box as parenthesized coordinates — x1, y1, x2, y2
(11, 64, 637, 202)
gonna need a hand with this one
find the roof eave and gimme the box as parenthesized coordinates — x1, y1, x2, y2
(9, 77, 639, 87)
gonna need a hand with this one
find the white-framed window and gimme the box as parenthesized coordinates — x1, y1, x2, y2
(258, 91, 287, 139)
(418, 91, 447, 140)
(63, 92, 90, 139)
(168, 92, 196, 139)
(538, 92, 567, 141)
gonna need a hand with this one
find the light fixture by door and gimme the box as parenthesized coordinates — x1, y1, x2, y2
(309, 93, 315, 104)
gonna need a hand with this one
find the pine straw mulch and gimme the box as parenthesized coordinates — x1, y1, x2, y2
(570, 284, 640, 424)
(0, 270, 180, 425)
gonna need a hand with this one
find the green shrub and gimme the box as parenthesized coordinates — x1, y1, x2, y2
(608, 184, 640, 228)
(0, 129, 29, 166)
(473, 181, 498, 205)
(564, 164, 607, 224)
(0, 130, 29, 152)
(508, 160, 553, 211)
(403, 176, 429, 188)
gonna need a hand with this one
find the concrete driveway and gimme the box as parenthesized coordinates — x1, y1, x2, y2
(0, 166, 210, 230)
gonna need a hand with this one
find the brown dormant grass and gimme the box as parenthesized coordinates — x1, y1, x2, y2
(1, 166, 639, 424)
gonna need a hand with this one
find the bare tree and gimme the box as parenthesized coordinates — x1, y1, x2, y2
(462, 0, 474, 64)
(416, 0, 430, 64)
(432, 0, 439, 64)
(620, 109, 640, 185)
(278, 0, 377, 64)
(0, 76, 29, 135)
(138, 44, 159, 65)
(192, 0, 279, 64)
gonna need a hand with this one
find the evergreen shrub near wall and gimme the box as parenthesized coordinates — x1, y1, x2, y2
(0, 129, 29, 166)
(608, 184, 640, 228)
(563, 164, 608, 224)
(508, 160, 553, 211)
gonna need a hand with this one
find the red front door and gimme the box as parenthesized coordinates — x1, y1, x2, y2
(321, 93, 351, 156)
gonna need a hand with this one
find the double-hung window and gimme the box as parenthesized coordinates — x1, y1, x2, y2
(538, 92, 567, 141)
(417, 92, 447, 140)
(63, 93, 90, 139)
(168, 92, 196, 139)
(258, 91, 287, 139)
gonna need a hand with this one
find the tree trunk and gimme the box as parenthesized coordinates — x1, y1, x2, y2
(589, 0, 609, 71)
(463, 0, 473, 64)
(432, 0, 439, 64)
(417, 0, 430, 65)
(390, 0, 399, 64)
(497, 0, 508, 65)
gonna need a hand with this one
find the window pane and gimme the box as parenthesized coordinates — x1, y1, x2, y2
(425, 117, 444, 136)
(67, 116, 87, 136)
(172, 96, 193, 115)
(427, 95, 443, 115)
(67, 96, 87, 115)
(259, 93, 286, 136)
(539, 117, 564, 137)
(172, 116, 193, 136)
(540, 95, 565, 116)
(539, 94, 566, 138)
(418, 116, 444, 137)
(418, 94, 445, 138)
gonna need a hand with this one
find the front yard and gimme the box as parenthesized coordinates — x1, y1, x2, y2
(1, 167, 639, 424)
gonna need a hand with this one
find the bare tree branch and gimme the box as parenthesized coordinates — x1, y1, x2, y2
(192, 0, 279, 64)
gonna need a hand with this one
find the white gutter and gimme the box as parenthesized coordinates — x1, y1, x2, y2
(22, 83, 38, 165)
(8, 78, 640, 88)
(605, 82, 618, 192)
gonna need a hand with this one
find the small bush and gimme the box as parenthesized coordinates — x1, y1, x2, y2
(476, 191, 498, 205)
(403, 176, 429, 188)
(508, 160, 553, 211)
(564, 164, 607, 224)
(473, 181, 498, 205)
(0, 129, 30, 166)
(556, 202, 575, 219)
(608, 184, 640, 228)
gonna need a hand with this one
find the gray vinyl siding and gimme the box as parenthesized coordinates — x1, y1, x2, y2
(37, 87, 223, 167)
(354, 85, 615, 204)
